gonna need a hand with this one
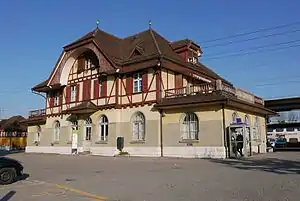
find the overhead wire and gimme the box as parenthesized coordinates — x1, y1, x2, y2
(201, 43, 300, 61)
(204, 39, 300, 58)
(200, 21, 300, 44)
(202, 28, 300, 49)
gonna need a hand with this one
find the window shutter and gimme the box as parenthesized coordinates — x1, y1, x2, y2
(175, 73, 183, 89)
(126, 75, 133, 95)
(76, 84, 80, 102)
(142, 72, 148, 92)
(59, 91, 62, 105)
(87, 79, 91, 100)
(77, 57, 85, 73)
(82, 80, 87, 101)
(94, 79, 99, 99)
(49, 93, 54, 107)
(102, 77, 107, 97)
(66, 86, 71, 103)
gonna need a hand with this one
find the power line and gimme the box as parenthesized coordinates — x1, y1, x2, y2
(204, 39, 300, 58)
(202, 28, 300, 49)
(202, 43, 300, 61)
(255, 80, 300, 87)
(200, 21, 300, 44)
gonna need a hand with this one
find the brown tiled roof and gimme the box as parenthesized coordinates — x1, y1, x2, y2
(0, 115, 27, 132)
(20, 116, 46, 126)
(35, 27, 232, 91)
(64, 101, 99, 115)
(170, 39, 200, 50)
(32, 79, 49, 91)
(154, 91, 275, 115)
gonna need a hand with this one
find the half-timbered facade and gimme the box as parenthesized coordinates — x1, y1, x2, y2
(22, 26, 275, 158)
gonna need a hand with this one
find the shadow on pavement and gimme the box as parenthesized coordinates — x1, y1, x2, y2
(16, 173, 30, 182)
(208, 157, 300, 175)
(0, 191, 16, 201)
(0, 150, 25, 157)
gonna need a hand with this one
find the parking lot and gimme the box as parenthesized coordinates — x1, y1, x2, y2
(1, 152, 300, 201)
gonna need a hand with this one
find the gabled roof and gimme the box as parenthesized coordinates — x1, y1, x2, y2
(0, 115, 27, 132)
(170, 39, 201, 50)
(34, 27, 232, 92)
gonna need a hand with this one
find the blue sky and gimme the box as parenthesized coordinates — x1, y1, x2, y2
(0, 0, 300, 118)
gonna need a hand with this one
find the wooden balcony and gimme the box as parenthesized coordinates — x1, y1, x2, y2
(29, 109, 46, 118)
(164, 80, 264, 105)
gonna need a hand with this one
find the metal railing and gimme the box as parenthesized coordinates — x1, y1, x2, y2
(164, 80, 264, 105)
(29, 109, 46, 117)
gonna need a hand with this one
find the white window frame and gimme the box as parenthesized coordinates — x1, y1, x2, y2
(99, 115, 108, 141)
(85, 58, 95, 69)
(71, 85, 76, 102)
(54, 121, 60, 142)
(35, 126, 41, 142)
(180, 113, 199, 140)
(85, 118, 92, 141)
(132, 112, 145, 141)
(133, 73, 142, 93)
(53, 92, 60, 106)
(99, 79, 103, 97)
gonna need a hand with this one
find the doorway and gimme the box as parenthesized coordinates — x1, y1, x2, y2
(228, 125, 251, 158)
(82, 117, 92, 152)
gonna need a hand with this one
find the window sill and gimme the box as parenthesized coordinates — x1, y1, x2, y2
(130, 140, 145, 144)
(179, 140, 199, 144)
(51, 141, 59, 146)
(66, 141, 72, 144)
(95, 141, 108, 144)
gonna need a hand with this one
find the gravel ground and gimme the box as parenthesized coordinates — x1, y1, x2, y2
(1, 151, 300, 201)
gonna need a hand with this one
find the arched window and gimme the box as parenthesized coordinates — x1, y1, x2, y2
(254, 117, 260, 140)
(181, 113, 199, 140)
(131, 112, 145, 141)
(71, 120, 78, 131)
(99, 115, 108, 141)
(54, 121, 60, 141)
(244, 115, 249, 125)
(36, 125, 41, 142)
(85, 117, 92, 141)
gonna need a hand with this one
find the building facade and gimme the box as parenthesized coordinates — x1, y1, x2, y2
(0, 116, 27, 150)
(265, 97, 300, 143)
(22, 26, 274, 158)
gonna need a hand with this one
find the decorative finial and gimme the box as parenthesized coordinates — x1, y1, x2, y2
(96, 20, 100, 28)
(149, 20, 152, 29)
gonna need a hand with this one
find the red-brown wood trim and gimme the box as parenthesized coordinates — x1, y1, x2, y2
(121, 77, 132, 105)
(106, 77, 116, 105)
(166, 69, 169, 90)
(143, 69, 157, 102)
(156, 70, 161, 101)
(115, 76, 119, 106)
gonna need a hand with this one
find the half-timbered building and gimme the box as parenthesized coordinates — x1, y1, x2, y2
(22, 26, 275, 158)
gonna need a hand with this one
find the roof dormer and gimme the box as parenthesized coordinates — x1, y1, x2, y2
(170, 39, 202, 64)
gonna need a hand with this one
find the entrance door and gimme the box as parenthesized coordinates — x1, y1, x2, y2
(229, 126, 251, 158)
(82, 117, 92, 152)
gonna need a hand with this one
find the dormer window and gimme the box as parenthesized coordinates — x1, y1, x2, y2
(192, 57, 198, 64)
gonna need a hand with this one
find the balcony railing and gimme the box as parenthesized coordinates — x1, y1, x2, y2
(29, 109, 46, 118)
(165, 83, 215, 98)
(164, 80, 264, 105)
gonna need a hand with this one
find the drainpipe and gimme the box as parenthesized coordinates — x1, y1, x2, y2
(159, 109, 163, 157)
(222, 104, 228, 158)
(31, 90, 46, 100)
